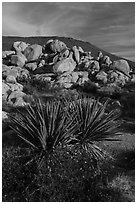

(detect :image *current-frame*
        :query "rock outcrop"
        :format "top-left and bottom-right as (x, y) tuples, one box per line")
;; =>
(2, 37), (134, 109)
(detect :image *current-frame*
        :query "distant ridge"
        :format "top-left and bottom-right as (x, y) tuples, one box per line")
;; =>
(2, 36), (135, 70)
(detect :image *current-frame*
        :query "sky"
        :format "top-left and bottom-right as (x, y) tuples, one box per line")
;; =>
(2, 2), (135, 61)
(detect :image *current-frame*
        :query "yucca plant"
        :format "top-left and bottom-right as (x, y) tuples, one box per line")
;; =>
(63, 95), (121, 162)
(10, 98), (79, 156)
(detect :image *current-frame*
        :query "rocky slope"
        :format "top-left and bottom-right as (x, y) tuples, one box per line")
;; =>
(2, 36), (135, 70)
(2, 36), (135, 123)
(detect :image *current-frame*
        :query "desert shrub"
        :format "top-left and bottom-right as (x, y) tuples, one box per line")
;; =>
(5, 96), (122, 201)
(2, 147), (38, 202)
(120, 91), (135, 118)
(2, 146), (111, 202)
(97, 84), (122, 99)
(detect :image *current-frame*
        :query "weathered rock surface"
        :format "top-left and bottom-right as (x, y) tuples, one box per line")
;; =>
(49, 39), (67, 53)
(2, 51), (15, 59)
(53, 56), (76, 74)
(12, 41), (29, 53)
(111, 59), (130, 77)
(6, 75), (17, 84)
(96, 71), (108, 84)
(11, 53), (27, 67)
(24, 44), (42, 62)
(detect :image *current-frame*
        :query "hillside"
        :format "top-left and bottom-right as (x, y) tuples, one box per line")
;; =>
(2, 36), (135, 70)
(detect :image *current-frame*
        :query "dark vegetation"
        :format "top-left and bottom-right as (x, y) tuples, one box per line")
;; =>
(2, 36), (135, 202)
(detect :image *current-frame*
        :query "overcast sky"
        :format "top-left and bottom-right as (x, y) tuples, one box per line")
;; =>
(2, 2), (135, 61)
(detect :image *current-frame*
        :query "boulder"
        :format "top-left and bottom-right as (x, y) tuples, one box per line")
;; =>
(6, 82), (24, 92)
(89, 60), (100, 74)
(2, 64), (18, 79)
(53, 49), (70, 64)
(25, 62), (37, 71)
(2, 51), (15, 59)
(6, 75), (17, 84)
(2, 82), (11, 96)
(49, 40), (67, 53)
(103, 56), (112, 66)
(107, 70), (129, 86)
(56, 72), (79, 88)
(53, 56), (76, 74)
(6, 66), (30, 81)
(96, 71), (108, 84)
(11, 53), (27, 67)
(77, 71), (89, 85)
(7, 91), (26, 107)
(2, 111), (9, 121)
(46, 39), (54, 45)
(12, 41), (29, 53)
(111, 59), (130, 77)
(78, 46), (84, 53)
(97, 51), (103, 61)
(24, 44), (42, 62)
(72, 46), (80, 64)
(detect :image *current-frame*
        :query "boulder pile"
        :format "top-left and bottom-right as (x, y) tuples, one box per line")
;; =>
(2, 38), (135, 109)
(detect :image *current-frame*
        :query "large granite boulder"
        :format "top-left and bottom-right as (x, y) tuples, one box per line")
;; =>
(53, 55), (76, 74)
(11, 53), (27, 67)
(7, 91), (27, 107)
(24, 44), (42, 62)
(49, 39), (67, 53)
(111, 59), (130, 77)
(12, 41), (29, 53)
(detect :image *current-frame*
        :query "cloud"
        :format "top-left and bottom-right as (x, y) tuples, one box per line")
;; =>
(2, 2), (135, 61)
